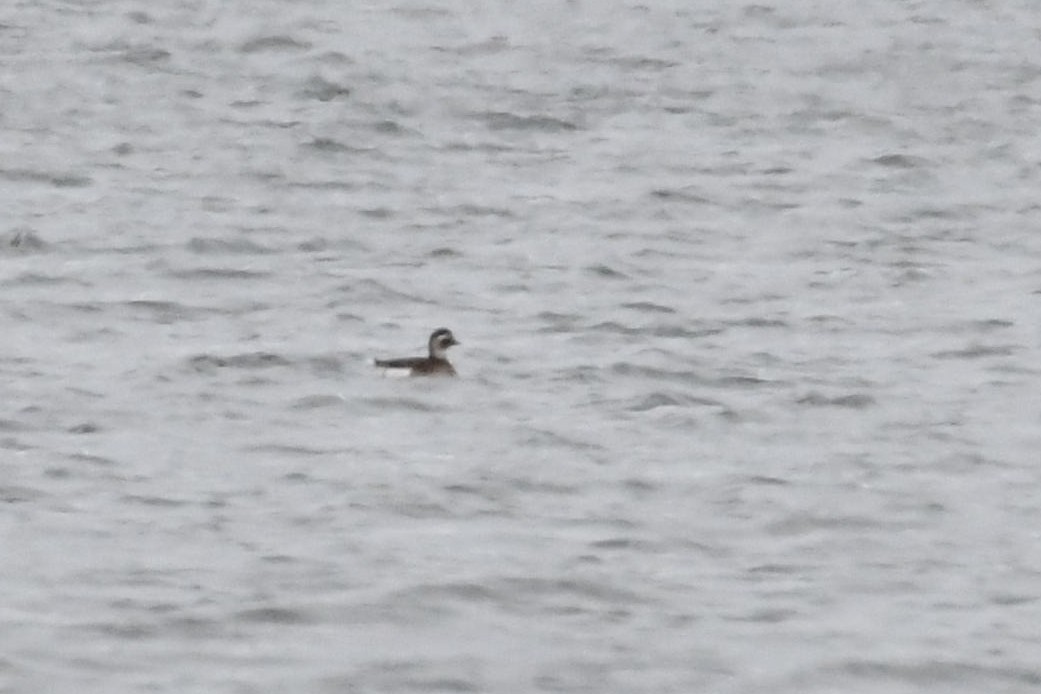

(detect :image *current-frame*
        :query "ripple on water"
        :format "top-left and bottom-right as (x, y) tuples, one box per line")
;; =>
(712, 375), (776, 389)
(0, 484), (47, 503)
(2, 229), (48, 253)
(725, 317), (790, 328)
(234, 606), (314, 625)
(335, 278), (431, 305)
(585, 264), (629, 280)
(122, 300), (215, 324)
(476, 111), (580, 132)
(118, 46), (171, 66)
(239, 35), (312, 54)
(290, 394), (345, 411)
(930, 343), (1018, 360)
(380, 575), (648, 621)
(244, 442), (338, 458)
(358, 396), (439, 412)
(626, 390), (727, 413)
(956, 319), (1015, 334)
(186, 352), (293, 372)
(120, 494), (189, 509)
(303, 137), (359, 154)
(647, 323), (724, 338)
(67, 452), (120, 468)
(515, 426), (603, 452)
(807, 659), (1041, 692)
(0, 167), (91, 188)
(650, 187), (713, 204)
(589, 536), (666, 553)
(550, 365), (604, 384)
(870, 153), (931, 169)
(1, 272), (88, 288)
(185, 237), (274, 255)
(535, 311), (582, 333)
(620, 301), (677, 314)
(297, 75), (352, 101)
(586, 320), (721, 339)
(795, 391), (876, 409)
(609, 363), (705, 385)
(165, 267), (272, 281)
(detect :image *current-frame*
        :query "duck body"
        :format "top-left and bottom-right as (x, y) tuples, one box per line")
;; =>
(373, 355), (457, 376)
(374, 328), (460, 377)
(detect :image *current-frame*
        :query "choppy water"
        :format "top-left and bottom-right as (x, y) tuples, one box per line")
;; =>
(3, 1), (1041, 692)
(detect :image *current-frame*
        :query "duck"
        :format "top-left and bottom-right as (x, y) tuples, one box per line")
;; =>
(373, 328), (460, 376)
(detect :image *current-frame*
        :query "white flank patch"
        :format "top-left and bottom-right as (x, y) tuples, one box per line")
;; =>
(370, 358), (412, 378)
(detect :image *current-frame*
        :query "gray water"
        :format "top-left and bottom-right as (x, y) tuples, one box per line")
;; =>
(3, 1), (1041, 692)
